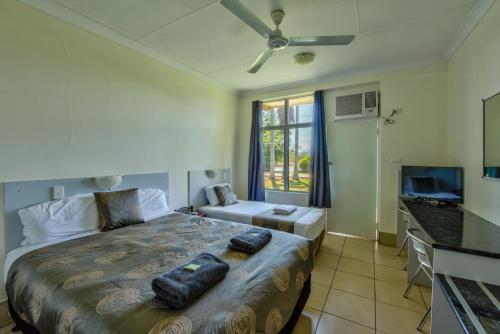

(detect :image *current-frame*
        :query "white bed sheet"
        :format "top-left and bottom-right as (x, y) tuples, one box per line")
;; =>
(198, 200), (325, 240)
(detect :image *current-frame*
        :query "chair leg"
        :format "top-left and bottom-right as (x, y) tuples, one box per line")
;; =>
(417, 307), (431, 331)
(397, 236), (408, 256)
(404, 265), (422, 297)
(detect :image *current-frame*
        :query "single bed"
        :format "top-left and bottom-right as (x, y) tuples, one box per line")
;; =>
(189, 170), (326, 253)
(3, 174), (313, 334)
(198, 200), (326, 253)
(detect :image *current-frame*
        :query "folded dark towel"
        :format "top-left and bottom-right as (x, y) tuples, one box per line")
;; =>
(228, 228), (272, 254)
(151, 253), (229, 309)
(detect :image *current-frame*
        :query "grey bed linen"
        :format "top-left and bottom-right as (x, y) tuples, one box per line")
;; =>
(252, 207), (312, 234)
(6, 213), (313, 334)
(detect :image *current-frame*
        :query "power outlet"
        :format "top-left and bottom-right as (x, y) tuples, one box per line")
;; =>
(52, 186), (65, 200)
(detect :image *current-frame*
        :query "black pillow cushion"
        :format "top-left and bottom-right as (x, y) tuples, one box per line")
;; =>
(213, 185), (239, 207)
(94, 188), (145, 231)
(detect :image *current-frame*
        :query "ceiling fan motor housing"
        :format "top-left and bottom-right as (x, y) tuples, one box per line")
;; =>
(267, 31), (288, 50)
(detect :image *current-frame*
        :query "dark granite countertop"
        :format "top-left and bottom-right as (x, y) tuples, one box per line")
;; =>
(401, 199), (500, 259)
(437, 274), (500, 334)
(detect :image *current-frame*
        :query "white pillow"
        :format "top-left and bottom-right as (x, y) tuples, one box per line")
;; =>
(18, 188), (170, 247)
(138, 189), (170, 220)
(18, 194), (99, 247)
(204, 183), (234, 206)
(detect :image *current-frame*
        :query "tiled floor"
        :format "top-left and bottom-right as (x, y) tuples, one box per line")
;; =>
(294, 233), (431, 334)
(0, 233), (431, 334)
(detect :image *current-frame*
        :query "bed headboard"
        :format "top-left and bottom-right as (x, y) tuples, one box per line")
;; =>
(188, 169), (230, 209)
(2, 172), (169, 253)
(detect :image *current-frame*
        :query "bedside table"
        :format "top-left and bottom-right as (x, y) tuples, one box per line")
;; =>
(175, 207), (206, 217)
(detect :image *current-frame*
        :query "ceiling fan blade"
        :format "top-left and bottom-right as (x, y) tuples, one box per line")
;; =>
(248, 49), (273, 74)
(288, 35), (355, 46)
(220, 0), (273, 38)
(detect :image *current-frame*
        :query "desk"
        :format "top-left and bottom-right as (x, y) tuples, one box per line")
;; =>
(397, 198), (500, 333)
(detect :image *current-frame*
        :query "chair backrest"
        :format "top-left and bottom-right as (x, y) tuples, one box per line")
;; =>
(406, 228), (433, 274)
(399, 208), (411, 226)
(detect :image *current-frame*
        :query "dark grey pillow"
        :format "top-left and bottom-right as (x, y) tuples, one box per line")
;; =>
(213, 185), (239, 207)
(94, 188), (144, 231)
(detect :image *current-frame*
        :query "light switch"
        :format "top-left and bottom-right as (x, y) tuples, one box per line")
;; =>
(390, 157), (402, 164)
(52, 186), (65, 199)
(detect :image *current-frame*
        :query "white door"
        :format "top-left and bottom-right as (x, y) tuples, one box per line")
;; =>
(327, 119), (378, 239)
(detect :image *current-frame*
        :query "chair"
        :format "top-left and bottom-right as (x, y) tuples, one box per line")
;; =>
(403, 228), (433, 331)
(397, 208), (410, 270)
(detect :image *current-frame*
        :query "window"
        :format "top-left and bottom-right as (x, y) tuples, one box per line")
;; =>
(261, 95), (313, 192)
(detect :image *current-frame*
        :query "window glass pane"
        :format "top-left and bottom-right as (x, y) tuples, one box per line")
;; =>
(288, 96), (314, 125)
(262, 129), (285, 191)
(288, 127), (312, 192)
(262, 100), (285, 127)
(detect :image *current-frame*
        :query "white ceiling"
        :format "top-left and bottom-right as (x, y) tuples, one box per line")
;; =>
(21, 0), (492, 93)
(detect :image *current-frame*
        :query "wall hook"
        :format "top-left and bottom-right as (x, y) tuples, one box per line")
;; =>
(382, 109), (402, 125)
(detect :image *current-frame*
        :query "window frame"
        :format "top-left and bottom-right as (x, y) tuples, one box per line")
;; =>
(260, 95), (313, 193)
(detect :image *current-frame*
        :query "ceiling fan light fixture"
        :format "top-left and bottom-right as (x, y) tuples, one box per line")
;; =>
(294, 52), (315, 65)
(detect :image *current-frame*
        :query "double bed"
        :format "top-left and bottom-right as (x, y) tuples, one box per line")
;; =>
(3, 173), (314, 334)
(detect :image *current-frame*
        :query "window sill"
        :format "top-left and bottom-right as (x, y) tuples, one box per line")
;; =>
(265, 189), (309, 194)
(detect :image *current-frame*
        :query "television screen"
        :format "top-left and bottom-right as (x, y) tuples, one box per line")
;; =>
(401, 166), (463, 203)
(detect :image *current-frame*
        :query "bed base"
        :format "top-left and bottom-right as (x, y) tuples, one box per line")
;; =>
(312, 229), (325, 255)
(279, 276), (311, 334)
(8, 300), (38, 334)
(8, 277), (311, 334)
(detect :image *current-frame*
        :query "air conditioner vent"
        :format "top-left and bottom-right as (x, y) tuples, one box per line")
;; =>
(335, 93), (363, 117)
(334, 91), (379, 121)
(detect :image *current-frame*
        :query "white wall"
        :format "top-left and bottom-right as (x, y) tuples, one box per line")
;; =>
(0, 0), (238, 299)
(235, 63), (448, 237)
(447, 0), (500, 225)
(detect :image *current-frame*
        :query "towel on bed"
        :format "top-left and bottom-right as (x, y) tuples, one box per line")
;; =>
(229, 228), (272, 254)
(151, 253), (230, 309)
(273, 205), (298, 215)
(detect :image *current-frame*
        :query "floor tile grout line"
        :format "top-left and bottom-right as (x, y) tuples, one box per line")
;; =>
(320, 239), (378, 331)
(316, 239), (428, 333)
(375, 299), (428, 315)
(329, 285), (374, 300)
(336, 265), (375, 279)
(322, 240), (378, 331)
(321, 310), (377, 331)
(321, 242), (344, 309)
(314, 238), (345, 334)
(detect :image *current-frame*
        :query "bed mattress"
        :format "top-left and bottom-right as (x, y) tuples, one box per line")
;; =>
(6, 213), (313, 334)
(198, 200), (325, 240)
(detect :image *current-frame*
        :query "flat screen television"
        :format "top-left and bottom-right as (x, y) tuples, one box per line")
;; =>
(401, 166), (464, 203)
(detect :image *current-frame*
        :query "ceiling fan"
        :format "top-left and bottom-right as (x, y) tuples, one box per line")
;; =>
(220, 0), (355, 74)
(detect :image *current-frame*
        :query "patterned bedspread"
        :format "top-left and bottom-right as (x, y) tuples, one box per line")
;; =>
(6, 213), (313, 334)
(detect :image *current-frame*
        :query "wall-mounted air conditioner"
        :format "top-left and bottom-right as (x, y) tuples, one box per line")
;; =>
(334, 91), (379, 121)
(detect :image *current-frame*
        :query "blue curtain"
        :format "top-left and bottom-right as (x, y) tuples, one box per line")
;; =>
(248, 101), (265, 201)
(309, 91), (332, 208)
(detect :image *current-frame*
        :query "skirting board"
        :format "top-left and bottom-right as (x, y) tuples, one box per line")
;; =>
(378, 231), (397, 247)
